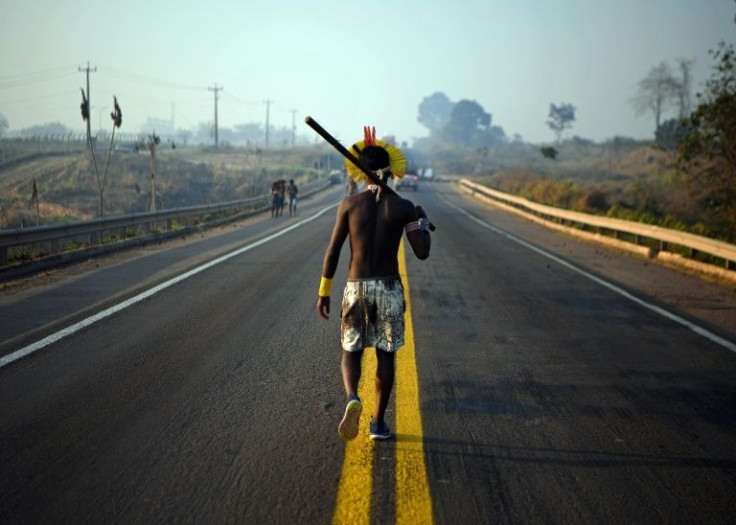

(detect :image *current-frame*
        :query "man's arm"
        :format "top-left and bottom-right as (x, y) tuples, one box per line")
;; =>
(405, 204), (431, 260)
(317, 201), (349, 320)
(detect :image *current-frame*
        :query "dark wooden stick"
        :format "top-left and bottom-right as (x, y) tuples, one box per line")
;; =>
(304, 116), (396, 196)
(304, 116), (435, 231)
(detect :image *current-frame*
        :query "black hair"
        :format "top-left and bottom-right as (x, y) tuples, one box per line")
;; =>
(359, 146), (390, 171)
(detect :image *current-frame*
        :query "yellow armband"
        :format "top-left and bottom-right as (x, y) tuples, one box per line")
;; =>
(318, 276), (333, 297)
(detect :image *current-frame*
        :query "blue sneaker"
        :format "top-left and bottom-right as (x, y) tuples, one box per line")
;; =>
(338, 397), (362, 441)
(369, 420), (392, 441)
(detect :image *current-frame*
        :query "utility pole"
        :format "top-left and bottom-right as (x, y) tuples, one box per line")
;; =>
(208, 84), (222, 148)
(78, 61), (97, 150)
(290, 108), (297, 147)
(148, 133), (160, 212)
(264, 99), (273, 147)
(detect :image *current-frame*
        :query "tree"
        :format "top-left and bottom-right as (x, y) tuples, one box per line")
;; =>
(630, 61), (679, 134)
(442, 99), (491, 147)
(0, 113), (8, 138)
(546, 102), (576, 143)
(655, 118), (689, 151)
(417, 92), (454, 137)
(233, 123), (264, 143)
(540, 146), (558, 159)
(674, 57), (695, 119)
(96, 96), (123, 217)
(678, 41), (736, 240)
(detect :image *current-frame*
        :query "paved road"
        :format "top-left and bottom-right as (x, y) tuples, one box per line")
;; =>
(1, 182), (735, 524)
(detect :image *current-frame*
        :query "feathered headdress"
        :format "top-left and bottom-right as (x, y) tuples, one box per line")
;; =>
(344, 126), (406, 184)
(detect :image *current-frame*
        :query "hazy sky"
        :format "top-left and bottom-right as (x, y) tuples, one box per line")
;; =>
(1, 0), (734, 145)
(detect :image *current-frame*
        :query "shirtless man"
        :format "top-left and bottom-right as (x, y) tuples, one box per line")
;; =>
(317, 138), (431, 441)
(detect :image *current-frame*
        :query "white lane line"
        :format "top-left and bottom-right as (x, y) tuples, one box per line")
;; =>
(443, 195), (736, 354)
(0, 203), (339, 369)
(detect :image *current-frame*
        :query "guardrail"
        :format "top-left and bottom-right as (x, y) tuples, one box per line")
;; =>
(0, 178), (331, 270)
(459, 178), (736, 276)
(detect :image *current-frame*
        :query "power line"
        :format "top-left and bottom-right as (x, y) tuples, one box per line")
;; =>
(0, 89), (77, 106)
(1, 63), (304, 136)
(0, 64), (76, 81)
(96, 65), (206, 92)
(0, 68), (76, 90)
(221, 91), (261, 105)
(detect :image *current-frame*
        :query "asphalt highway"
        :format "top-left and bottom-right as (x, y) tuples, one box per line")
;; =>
(1, 181), (735, 524)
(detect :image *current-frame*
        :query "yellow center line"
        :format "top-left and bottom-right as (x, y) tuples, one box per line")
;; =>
(395, 240), (434, 524)
(332, 240), (433, 524)
(332, 350), (376, 525)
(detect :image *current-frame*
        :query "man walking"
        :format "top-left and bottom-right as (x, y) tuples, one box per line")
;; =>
(287, 179), (298, 217)
(317, 127), (432, 441)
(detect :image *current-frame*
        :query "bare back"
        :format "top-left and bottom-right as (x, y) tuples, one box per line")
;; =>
(344, 191), (414, 278)
(321, 188), (425, 282)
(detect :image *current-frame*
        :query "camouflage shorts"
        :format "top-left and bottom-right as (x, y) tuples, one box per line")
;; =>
(340, 276), (406, 352)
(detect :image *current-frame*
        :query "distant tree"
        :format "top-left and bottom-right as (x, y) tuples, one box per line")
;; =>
(233, 123), (263, 143)
(95, 96), (123, 217)
(546, 102), (576, 143)
(674, 57), (695, 119)
(417, 92), (454, 137)
(655, 118), (689, 150)
(488, 125), (507, 146)
(0, 113), (8, 138)
(442, 99), (491, 147)
(570, 136), (594, 147)
(630, 61), (679, 134)
(677, 40), (736, 240)
(540, 146), (558, 159)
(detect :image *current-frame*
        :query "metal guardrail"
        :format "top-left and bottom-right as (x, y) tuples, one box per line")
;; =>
(459, 178), (736, 272)
(0, 178), (331, 268)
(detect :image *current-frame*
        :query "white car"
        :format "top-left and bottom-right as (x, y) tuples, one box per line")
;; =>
(395, 173), (419, 191)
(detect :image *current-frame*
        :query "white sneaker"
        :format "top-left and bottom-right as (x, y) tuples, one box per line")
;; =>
(338, 398), (362, 441)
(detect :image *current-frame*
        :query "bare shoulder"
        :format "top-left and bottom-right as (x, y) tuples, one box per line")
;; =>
(392, 195), (419, 222)
(342, 191), (369, 210)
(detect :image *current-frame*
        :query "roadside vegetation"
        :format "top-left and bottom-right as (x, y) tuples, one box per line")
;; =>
(0, 36), (733, 248)
(413, 39), (736, 245)
(0, 144), (337, 228)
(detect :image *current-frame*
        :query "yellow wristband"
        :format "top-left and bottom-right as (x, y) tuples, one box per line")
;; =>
(318, 276), (333, 297)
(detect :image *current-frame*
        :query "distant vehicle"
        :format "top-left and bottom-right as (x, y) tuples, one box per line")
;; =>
(394, 173), (419, 191)
(421, 168), (434, 181)
(329, 169), (344, 184)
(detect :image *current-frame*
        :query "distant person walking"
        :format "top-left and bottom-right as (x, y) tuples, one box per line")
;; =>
(271, 180), (284, 217)
(287, 179), (299, 217)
